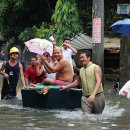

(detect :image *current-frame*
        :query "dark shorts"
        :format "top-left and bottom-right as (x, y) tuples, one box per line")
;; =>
(81, 93), (105, 114)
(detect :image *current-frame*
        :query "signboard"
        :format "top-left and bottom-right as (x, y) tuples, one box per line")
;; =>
(117, 4), (130, 14)
(92, 18), (101, 43)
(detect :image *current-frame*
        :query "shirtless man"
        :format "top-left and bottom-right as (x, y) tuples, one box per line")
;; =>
(40, 46), (73, 86)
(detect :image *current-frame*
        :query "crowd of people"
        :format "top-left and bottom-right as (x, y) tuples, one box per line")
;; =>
(0, 36), (105, 114)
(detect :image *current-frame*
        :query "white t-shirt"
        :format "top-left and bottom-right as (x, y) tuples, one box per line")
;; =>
(46, 73), (56, 79)
(45, 61), (56, 79)
(61, 47), (74, 67)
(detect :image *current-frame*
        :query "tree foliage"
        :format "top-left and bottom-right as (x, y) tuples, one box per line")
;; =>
(0, 0), (129, 51)
(18, 26), (37, 46)
(35, 23), (55, 39)
(104, 3), (130, 33)
(0, 0), (54, 50)
(51, 0), (83, 45)
(0, 0), (25, 39)
(79, 7), (92, 35)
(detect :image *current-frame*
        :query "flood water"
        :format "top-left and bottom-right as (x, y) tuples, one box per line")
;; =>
(0, 77), (130, 130)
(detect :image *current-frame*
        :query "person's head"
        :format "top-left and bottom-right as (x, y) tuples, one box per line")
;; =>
(53, 46), (63, 61)
(30, 57), (37, 66)
(49, 36), (56, 45)
(63, 37), (71, 49)
(9, 47), (19, 60)
(43, 52), (50, 57)
(80, 50), (92, 66)
(74, 67), (80, 76)
(43, 52), (51, 62)
(73, 67), (80, 81)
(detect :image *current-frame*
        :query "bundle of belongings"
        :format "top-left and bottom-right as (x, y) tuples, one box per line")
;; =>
(35, 84), (60, 95)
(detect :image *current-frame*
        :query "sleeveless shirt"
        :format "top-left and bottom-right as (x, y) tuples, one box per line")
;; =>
(80, 62), (103, 96)
(1, 61), (20, 99)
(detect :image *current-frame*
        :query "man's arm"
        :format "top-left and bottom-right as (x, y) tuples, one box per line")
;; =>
(60, 77), (81, 91)
(87, 65), (102, 103)
(24, 67), (30, 86)
(19, 63), (26, 88)
(40, 56), (64, 73)
(63, 43), (77, 54)
(35, 65), (45, 76)
(43, 63), (52, 74)
(0, 61), (9, 78)
(24, 77), (30, 87)
(92, 65), (102, 95)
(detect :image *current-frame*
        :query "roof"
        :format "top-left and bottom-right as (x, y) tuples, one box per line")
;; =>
(104, 38), (120, 49)
(71, 33), (94, 50)
(71, 33), (120, 50)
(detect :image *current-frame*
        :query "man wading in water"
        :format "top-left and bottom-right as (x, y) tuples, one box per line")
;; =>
(60, 50), (105, 114)
(0, 47), (26, 99)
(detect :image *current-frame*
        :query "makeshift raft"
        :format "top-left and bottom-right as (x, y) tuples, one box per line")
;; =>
(21, 85), (82, 109)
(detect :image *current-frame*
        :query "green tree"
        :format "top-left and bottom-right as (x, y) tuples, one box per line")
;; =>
(0, 0), (24, 43)
(35, 22), (55, 39)
(0, 0), (26, 56)
(18, 26), (37, 46)
(0, 0), (54, 49)
(51, 0), (83, 45)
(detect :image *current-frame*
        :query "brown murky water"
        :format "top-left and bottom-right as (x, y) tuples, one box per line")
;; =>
(0, 76), (130, 130)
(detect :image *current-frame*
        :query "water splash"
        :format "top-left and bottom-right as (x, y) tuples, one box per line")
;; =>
(0, 89), (23, 108)
(101, 101), (125, 119)
(0, 92), (23, 110)
(53, 101), (125, 122)
(0, 94), (125, 122)
(54, 109), (82, 120)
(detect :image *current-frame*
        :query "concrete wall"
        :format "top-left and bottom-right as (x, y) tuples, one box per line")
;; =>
(120, 36), (130, 87)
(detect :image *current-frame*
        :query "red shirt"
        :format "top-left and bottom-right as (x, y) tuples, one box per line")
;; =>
(24, 65), (45, 84)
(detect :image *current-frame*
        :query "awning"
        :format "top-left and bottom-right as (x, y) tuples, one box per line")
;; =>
(71, 33), (120, 50)
(71, 33), (93, 50)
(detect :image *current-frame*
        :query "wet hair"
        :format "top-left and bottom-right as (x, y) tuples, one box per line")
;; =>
(31, 57), (36, 60)
(43, 52), (50, 57)
(63, 37), (71, 42)
(80, 50), (92, 59)
(74, 67), (80, 75)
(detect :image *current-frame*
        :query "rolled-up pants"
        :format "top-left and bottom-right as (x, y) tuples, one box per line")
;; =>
(81, 93), (105, 114)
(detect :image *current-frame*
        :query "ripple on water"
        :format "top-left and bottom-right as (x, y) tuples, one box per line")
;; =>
(101, 127), (109, 129)
(0, 93), (125, 122)
(67, 123), (75, 127)
(0, 103), (23, 110)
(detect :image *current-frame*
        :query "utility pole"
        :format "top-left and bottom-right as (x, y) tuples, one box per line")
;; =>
(92, 0), (104, 79)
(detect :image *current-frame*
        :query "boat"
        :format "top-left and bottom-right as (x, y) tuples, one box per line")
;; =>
(21, 86), (82, 109)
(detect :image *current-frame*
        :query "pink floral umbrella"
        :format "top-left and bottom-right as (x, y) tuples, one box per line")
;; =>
(25, 38), (53, 56)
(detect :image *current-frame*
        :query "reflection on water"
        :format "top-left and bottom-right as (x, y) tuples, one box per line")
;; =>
(0, 80), (130, 130)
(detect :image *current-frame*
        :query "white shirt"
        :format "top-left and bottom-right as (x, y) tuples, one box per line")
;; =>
(61, 47), (74, 67)
(45, 61), (56, 79)
(46, 73), (56, 79)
